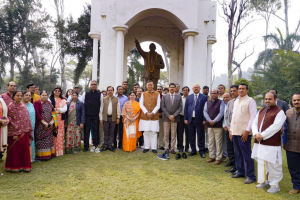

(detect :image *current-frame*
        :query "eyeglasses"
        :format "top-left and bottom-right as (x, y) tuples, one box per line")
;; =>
(211, 93), (217, 94)
(54, 90), (61, 93)
(91, 84), (97, 86)
(107, 90), (113, 92)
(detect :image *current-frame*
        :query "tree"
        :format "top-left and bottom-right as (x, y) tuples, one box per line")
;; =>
(254, 28), (300, 68)
(127, 48), (144, 91)
(234, 78), (254, 97)
(272, 0), (289, 35)
(218, 0), (254, 86)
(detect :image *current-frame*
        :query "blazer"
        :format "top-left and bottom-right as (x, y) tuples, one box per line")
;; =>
(161, 93), (182, 122)
(65, 100), (86, 126)
(184, 93), (208, 124)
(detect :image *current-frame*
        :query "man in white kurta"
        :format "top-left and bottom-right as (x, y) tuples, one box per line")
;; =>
(139, 81), (161, 153)
(251, 93), (286, 194)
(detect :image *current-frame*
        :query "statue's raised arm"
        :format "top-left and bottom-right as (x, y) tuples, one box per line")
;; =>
(134, 38), (146, 58)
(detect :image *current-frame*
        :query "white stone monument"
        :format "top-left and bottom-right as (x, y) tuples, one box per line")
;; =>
(89, 0), (217, 90)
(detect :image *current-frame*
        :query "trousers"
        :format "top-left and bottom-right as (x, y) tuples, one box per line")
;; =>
(177, 115), (189, 150)
(225, 130), (235, 165)
(158, 118), (164, 148)
(144, 131), (157, 150)
(257, 158), (282, 186)
(208, 128), (223, 160)
(232, 135), (256, 180)
(114, 116), (124, 148)
(84, 115), (99, 149)
(164, 121), (177, 150)
(103, 116), (116, 148)
(286, 150), (300, 190)
(188, 118), (205, 153)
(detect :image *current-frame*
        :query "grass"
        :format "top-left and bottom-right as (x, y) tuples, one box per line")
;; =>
(0, 145), (299, 200)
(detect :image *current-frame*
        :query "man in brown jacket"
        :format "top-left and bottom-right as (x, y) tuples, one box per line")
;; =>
(100, 86), (121, 152)
(283, 93), (300, 194)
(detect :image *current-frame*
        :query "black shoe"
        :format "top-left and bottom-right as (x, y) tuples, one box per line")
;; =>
(231, 174), (245, 178)
(83, 148), (88, 152)
(143, 149), (149, 153)
(200, 152), (205, 158)
(185, 148), (190, 153)
(231, 170), (238, 175)
(109, 147), (115, 152)
(179, 148), (183, 153)
(225, 167), (237, 173)
(175, 154), (181, 160)
(188, 152), (197, 156)
(159, 147), (165, 150)
(101, 147), (108, 151)
(152, 150), (157, 153)
(224, 161), (234, 167)
(205, 148), (209, 153)
(182, 153), (187, 159)
(118, 146), (123, 149)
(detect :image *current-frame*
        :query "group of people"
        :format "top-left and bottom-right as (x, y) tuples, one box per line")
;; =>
(0, 80), (299, 195)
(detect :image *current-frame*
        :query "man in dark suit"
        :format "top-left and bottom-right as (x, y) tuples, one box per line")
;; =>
(161, 83), (182, 155)
(184, 84), (208, 158)
(268, 89), (289, 113)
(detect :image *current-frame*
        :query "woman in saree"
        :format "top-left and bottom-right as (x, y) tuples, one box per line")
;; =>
(0, 96), (9, 166)
(50, 86), (67, 157)
(22, 91), (36, 163)
(5, 91), (33, 172)
(34, 91), (55, 161)
(64, 92), (85, 154)
(121, 91), (141, 152)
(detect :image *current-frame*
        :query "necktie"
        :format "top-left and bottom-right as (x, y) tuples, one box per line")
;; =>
(171, 94), (174, 105)
(194, 94), (197, 110)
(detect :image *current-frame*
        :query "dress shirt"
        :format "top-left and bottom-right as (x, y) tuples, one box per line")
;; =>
(222, 102), (228, 127)
(115, 94), (128, 110)
(203, 100), (225, 123)
(180, 96), (187, 116)
(99, 96), (121, 120)
(229, 95), (257, 132)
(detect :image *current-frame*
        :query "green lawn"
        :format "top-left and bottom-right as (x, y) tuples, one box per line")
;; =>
(0, 146), (298, 200)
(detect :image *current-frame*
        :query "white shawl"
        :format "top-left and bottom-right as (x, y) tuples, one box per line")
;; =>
(0, 98), (8, 152)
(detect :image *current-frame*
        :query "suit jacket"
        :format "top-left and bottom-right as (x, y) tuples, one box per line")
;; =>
(65, 100), (86, 126)
(263, 99), (289, 114)
(161, 93), (182, 122)
(184, 93), (208, 124)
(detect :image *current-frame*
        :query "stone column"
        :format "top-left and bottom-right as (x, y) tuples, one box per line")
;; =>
(206, 37), (217, 89)
(88, 32), (101, 81)
(182, 29), (199, 88)
(113, 25), (128, 86)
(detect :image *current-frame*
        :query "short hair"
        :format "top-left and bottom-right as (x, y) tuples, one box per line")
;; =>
(218, 84), (226, 90)
(211, 90), (218, 94)
(169, 83), (176, 87)
(163, 88), (169, 91)
(128, 91), (136, 96)
(266, 92), (277, 99)
(137, 88), (144, 92)
(182, 86), (190, 92)
(35, 86), (39, 89)
(107, 86), (114, 91)
(203, 86), (209, 90)
(101, 90), (107, 94)
(147, 80), (154, 84)
(116, 86), (123, 90)
(12, 90), (23, 100)
(239, 83), (249, 90)
(269, 89), (278, 94)
(175, 84), (180, 87)
(72, 91), (79, 96)
(157, 86), (163, 90)
(26, 83), (35, 89)
(122, 81), (128, 84)
(91, 80), (97, 83)
(292, 93), (300, 97)
(134, 83), (140, 87)
(230, 85), (239, 90)
(7, 81), (16, 86)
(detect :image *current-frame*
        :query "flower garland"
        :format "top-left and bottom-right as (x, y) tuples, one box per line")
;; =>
(148, 52), (158, 73)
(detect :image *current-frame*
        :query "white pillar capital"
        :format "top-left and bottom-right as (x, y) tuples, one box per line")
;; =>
(207, 35), (217, 44)
(182, 29), (199, 39)
(88, 31), (101, 40)
(112, 25), (128, 35)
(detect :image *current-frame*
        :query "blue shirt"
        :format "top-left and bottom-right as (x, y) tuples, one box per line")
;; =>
(115, 94), (128, 110)
(203, 100), (225, 123)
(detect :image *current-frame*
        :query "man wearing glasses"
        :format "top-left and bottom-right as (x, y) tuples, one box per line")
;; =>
(1, 81), (16, 106)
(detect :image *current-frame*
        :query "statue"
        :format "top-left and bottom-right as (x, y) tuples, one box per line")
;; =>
(134, 38), (165, 90)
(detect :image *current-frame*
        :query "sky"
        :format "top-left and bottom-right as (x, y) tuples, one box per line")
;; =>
(41, 0), (300, 77)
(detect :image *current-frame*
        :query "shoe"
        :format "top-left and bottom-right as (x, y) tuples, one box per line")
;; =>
(243, 178), (255, 184)
(207, 158), (215, 163)
(95, 147), (101, 153)
(205, 148), (209, 153)
(118, 146), (123, 150)
(152, 150), (157, 153)
(175, 154), (181, 160)
(165, 152), (170, 159)
(90, 146), (96, 152)
(222, 156), (228, 162)
(231, 174), (245, 178)
(231, 170), (238, 175)
(214, 160), (221, 165)
(143, 149), (149, 153)
(157, 153), (168, 161)
(171, 150), (176, 154)
(224, 161), (234, 167)
(109, 147), (115, 152)
(256, 182), (270, 189)
(185, 148), (190, 153)
(188, 152), (197, 156)
(200, 153), (205, 158)
(179, 148), (183, 153)
(83, 148), (88, 152)
(159, 147), (165, 150)
(267, 186), (280, 194)
(101, 147), (108, 151)
(289, 189), (300, 194)
(182, 153), (187, 159)
(225, 167), (237, 173)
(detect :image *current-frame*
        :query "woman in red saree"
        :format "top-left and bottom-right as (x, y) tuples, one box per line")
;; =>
(5, 91), (33, 172)
(122, 91), (141, 152)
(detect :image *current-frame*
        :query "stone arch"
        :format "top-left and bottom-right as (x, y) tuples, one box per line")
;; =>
(125, 8), (188, 31)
